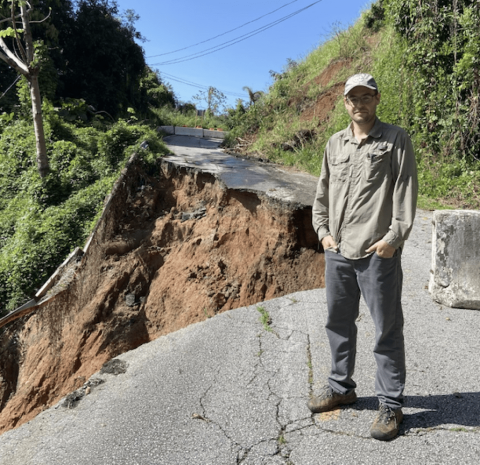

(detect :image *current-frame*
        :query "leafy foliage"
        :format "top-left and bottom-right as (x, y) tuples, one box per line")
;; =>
(226, 1), (480, 208)
(0, 0), (176, 119)
(0, 106), (169, 314)
(192, 86), (227, 116)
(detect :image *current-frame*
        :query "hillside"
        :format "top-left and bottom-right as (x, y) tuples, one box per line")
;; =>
(224, 0), (480, 210)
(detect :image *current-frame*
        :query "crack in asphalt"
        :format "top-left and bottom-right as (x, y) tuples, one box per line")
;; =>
(406, 426), (480, 436)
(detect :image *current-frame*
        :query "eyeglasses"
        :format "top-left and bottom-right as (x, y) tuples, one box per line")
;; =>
(345, 94), (377, 106)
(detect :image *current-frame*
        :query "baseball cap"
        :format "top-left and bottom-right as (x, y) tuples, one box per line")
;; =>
(344, 73), (378, 95)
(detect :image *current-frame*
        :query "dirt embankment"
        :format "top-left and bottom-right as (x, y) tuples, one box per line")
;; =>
(0, 156), (324, 434)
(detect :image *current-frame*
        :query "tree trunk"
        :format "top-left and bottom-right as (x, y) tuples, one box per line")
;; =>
(28, 72), (49, 178)
(21, 4), (49, 178)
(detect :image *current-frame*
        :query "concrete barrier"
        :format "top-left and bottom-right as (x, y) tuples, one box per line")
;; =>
(174, 127), (204, 137)
(429, 210), (480, 309)
(203, 129), (226, 140)
(157, 126), (228, 139)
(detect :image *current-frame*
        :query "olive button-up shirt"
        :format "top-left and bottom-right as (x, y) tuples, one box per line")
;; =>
(312, 118), (418, 260)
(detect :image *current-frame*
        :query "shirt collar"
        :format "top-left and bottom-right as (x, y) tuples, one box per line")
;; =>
(344, 117), (383, 143)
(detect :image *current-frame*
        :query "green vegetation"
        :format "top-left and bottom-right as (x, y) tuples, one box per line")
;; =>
(0, 105), (168, 314)
(257, 305), (273, 332)
(152, 104), (229, 130)
(225, 0), (480, 209)
(0, 0), (176, 121)
(0, 1), (173, 314)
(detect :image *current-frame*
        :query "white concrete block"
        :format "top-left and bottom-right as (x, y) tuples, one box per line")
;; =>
(204, 129), (227, 139)
(429, 210), (480, 309)
(174, 127), (204, 137)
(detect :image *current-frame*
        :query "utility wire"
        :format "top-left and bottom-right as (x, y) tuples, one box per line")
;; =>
(147, 0), (299, 58)
(149, 1), (322, 66)
(160, 71), (247, 99)
(0, 75), (21, 100)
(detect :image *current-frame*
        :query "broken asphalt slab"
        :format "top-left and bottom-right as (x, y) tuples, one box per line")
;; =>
(163, 135), (319, 207)
(0, 138), (479, 464)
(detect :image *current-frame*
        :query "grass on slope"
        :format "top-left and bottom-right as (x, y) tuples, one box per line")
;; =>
(225, 9), (480, 210)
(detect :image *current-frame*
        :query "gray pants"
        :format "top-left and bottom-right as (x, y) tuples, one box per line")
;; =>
(325, 250), (405, 409)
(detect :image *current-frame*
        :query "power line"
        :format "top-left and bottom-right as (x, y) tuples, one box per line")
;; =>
(0, 75), (21, 100)
(160, 71), (247, 99)
(147, 0), (300, 59)
(149, 1), (322, 66)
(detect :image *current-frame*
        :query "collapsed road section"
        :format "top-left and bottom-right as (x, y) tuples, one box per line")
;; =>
(0, 137), (324, 434)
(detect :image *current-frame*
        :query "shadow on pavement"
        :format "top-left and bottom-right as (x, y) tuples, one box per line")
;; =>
(352, 392), (480, 429)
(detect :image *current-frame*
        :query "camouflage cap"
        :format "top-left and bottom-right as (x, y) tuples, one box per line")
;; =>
(344, 73), (378, 95)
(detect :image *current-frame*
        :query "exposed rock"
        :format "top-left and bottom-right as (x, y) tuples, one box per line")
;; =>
(100, 359), (128, 375)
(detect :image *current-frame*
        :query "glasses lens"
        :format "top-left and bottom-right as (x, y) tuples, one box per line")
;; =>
(347, 95), (375, 106)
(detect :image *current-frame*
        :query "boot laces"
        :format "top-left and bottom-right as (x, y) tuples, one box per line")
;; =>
(379, 404), (398, 427)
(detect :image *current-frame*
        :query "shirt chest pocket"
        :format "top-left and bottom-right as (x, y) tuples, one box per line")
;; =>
(329, 153), (350, 183)
(364, 144), (391, 182)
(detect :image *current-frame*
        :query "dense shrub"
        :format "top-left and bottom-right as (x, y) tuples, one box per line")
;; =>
(0, 110), (168, 314)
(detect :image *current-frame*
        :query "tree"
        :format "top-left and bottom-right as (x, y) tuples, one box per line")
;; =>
(0, 0), (49, 177)
(193, 86), (226, 116)
(242, 86), (264, 106)
(60, 0), (147, 118)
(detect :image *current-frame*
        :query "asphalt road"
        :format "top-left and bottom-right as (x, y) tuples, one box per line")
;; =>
(0, 136), (479, 464)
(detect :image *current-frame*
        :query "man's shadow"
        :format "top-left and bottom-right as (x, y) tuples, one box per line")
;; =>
(352, 392), (480, 432)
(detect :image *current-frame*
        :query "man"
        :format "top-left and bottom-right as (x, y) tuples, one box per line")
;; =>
(309, 73), (418, 441)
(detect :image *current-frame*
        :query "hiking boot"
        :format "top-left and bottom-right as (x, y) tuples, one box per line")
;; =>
(307, 385), (357, 413)
(370, 404), (403, 441)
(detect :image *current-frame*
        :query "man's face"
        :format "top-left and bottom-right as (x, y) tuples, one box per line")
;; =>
(344, 86), (381, 126)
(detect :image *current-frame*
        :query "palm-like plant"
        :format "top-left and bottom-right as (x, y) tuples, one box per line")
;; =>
(242, 86), (264, 106)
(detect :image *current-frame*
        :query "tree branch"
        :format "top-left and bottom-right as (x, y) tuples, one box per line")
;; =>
(30, 8), (51, 24)
(0, 37), (28, 75)
(13, 1), (28, 63)
(0, 14), (22, 25)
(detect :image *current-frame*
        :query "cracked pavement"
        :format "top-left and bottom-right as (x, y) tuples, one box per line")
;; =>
(0, 213), (479, 464)
(0, 140), (479, 464)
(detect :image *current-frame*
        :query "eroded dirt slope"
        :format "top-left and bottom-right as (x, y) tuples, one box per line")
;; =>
(0, 156), (324, 434)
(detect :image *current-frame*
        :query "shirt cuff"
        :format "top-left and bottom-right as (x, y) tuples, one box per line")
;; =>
(316, 226), (331, 243)
(382, 230), (402, 249)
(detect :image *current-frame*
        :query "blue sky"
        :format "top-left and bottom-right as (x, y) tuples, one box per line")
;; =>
(115, 0), (372, 109)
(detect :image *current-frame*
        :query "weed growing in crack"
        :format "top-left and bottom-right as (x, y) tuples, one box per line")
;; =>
(307, 360), (313, 385)
(450, 427), (469, 433)
(306, 337), (314, 391)
(257, 306), (272, 332)
(278, 434), (287, 445)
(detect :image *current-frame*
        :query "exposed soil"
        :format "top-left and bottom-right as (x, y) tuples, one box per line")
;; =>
(0, 155), (324, 434)
(228, 59), (350, 156)
(299, 81), (345, 124)
(311, 59), (351, 88)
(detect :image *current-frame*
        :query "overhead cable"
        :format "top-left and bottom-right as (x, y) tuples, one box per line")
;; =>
(149, 0), (322, 66)
(160, 71), (247, 99)
(147, 0), (299, 58)
(0, 75), (21, 100)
